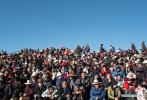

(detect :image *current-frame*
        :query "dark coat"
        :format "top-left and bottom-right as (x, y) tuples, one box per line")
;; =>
(4, 83), (13, 100)
(33, 84), (46, 98)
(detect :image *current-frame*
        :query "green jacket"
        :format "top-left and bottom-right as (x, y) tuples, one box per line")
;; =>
(107, 86), (121, 100)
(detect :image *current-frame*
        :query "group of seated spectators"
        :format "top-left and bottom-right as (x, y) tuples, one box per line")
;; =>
(0, 44), (147, 100)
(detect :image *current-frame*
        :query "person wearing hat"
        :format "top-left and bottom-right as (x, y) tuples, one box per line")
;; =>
(67, 70), (76, 90)
(42, 85), (58, 100)
(90, 80), (105, 100)
(22, 80), (33, 100)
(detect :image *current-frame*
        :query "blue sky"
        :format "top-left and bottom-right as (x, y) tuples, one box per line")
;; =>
(0, 0), (147, 52)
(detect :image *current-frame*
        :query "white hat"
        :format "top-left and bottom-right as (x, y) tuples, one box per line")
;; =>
(25, 80), (31, 85)
(56, 72), (62, 77)
(126, 71), (136, 79)
(31, 72), (36, 77)
(135, 59), (140, 64)
(143, 60), (147, 64)
(92, 79), (100, 85)
(137, 54), (142, 58)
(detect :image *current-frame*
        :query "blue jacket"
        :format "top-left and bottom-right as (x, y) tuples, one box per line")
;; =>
(90, 86), (105, 100)
(112, 70), (125, 79)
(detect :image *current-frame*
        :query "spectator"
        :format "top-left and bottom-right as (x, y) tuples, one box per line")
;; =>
(22, 80), (33, 100)
(42, 85), (58, 100)
(72, 81), (84, 100)
(4, 79), (13, 100)
(90, 80), (105, 100)
(33, 78), (46, 100)
(58, 81), (72, 100)
(107, 82), (121, 100)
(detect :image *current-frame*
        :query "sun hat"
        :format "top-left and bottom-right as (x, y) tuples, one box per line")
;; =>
(126, 71), (136, 79)
(67, 71), (76, 77)
(25, 80), (31, 85)
(92, 79), (100, 85)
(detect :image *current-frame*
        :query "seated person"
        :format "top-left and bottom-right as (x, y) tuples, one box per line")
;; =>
(107, 82), (121, 100)
(42, 85), (58, 100)
(90, 80), (105, 100)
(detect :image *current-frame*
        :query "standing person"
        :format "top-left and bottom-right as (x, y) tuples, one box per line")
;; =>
(90, 80), (105, 100)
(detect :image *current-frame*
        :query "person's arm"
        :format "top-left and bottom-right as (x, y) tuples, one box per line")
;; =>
(100, 88), (105, 99)
(42, 89), (49, 97)
(53, 90), (59, 98)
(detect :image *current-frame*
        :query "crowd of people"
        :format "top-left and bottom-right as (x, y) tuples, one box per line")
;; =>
(0, 44), (147, 100)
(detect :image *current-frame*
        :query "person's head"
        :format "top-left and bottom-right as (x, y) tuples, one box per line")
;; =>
(94, 83), (100, 89)
(92, 80), (100, 89)
(94, 73), (99, 79)
(106, 73), (112, 80)
(4, 70), (8, 75)
(62, 81), (68, 88)
(37, 78), (43, 87)
(81, 72), (86, 78)
(142, 81), (147, 88)
(25, 80), (32, 87)
(48, 86), (55, 93)
(116, 75), (121, 81)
